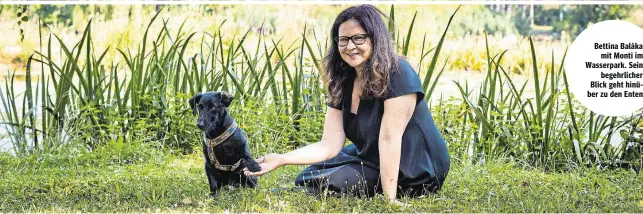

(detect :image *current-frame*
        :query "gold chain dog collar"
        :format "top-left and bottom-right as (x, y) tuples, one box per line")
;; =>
(204, 121), (238, 147)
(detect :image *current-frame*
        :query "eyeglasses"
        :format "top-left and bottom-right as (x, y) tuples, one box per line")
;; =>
(335, 34), (368, 47)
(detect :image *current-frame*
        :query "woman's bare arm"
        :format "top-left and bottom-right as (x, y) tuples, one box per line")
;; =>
(379, 93), (417, 201)
(280, 107), (346, 165)
(244, 107), (346, 176)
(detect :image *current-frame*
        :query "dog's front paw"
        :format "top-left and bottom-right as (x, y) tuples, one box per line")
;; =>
(209, 191), (218, 199)
(246, 161), (261, 172)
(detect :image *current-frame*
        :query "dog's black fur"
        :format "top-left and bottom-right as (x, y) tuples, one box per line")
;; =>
(189, 91), (261, 198)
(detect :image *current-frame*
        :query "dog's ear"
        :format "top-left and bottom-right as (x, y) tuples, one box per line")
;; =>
(219, 91), (234, 107)
(188, 93), (202, 115)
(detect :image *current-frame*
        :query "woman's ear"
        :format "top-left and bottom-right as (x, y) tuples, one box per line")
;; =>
(188, 93), (203, 115)
(219, 91), (234, 107)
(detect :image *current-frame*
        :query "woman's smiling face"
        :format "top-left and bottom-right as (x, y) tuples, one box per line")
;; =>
(338, 19), (372, 72)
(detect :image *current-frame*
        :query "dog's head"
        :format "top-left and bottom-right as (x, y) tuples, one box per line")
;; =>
(189, 91), (234, 138)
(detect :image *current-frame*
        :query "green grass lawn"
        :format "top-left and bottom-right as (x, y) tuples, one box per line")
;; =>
(0, 145), (642, 212)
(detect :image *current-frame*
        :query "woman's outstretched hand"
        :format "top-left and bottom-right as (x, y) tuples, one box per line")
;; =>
(243, 153), (285, 176)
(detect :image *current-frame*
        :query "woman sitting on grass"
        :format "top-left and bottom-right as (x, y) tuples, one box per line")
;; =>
(244, 4), (450, 205)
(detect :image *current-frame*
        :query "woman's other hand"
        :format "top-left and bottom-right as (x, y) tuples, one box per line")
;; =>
(243, 153), (284, 176)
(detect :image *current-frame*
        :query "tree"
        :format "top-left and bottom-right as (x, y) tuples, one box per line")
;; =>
(553, 5), (634, 39)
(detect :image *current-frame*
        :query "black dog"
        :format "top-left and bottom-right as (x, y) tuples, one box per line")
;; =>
(189, 91), (261, 197)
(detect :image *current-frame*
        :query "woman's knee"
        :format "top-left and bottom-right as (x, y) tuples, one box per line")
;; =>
(294, 164), (380, 197)
(326, 172), (360, 190)
(327, 165), (379, 195)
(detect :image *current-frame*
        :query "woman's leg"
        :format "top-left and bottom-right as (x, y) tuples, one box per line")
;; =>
(327, 163), (380, 197)
(295, 163), (380, 197)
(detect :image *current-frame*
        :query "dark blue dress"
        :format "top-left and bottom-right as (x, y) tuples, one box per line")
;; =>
(295, 58), (450, 197)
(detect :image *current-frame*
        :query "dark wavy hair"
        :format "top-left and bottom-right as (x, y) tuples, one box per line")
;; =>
(323, 4), (400, 107)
